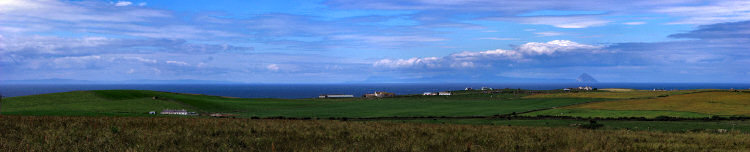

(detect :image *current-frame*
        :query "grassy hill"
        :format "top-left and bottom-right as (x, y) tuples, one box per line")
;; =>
(1, 91), (190, 116)
(1, 90), (600, 118)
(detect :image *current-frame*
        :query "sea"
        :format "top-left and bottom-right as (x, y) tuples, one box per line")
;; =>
(1, 83), (749, 99)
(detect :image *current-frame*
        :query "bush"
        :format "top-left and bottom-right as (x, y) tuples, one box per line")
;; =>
(579, 120), (604, 129)
(110, 126), (120, 134)
(655, 116), (676, 121)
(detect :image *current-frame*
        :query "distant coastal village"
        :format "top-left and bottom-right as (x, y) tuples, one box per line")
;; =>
(314, 84), (690, 100)
(317, 86), (604, 99)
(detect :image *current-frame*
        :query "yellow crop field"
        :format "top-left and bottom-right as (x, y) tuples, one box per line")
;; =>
(598, 88), (637, 92)
(524, 90), (702, 99)
(566, 92), (750, 116)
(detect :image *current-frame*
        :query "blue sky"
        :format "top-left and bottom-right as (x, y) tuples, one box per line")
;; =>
(0, 0), (749, 83)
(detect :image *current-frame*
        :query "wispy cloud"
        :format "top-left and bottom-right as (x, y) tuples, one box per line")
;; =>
(535, 32), (564, 37)
(477, 37), (517, 41)
(655, 1), (750, 24)
(623, 21), (646, 25)
(506, 15), (611, 28)
(115, 1), (132, 7)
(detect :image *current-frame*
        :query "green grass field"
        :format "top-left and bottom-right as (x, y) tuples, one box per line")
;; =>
(1, 91), (191, 116)
(1, 90), (600, 118)
(3, 89), (750, 134)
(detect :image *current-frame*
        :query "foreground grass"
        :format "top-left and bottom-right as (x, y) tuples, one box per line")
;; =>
(0, 115), (749, 151)
(567, 92), (750, 116)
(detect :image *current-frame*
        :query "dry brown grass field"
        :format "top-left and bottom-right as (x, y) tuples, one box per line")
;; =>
(1, 115), (749, 151)
(522, 90), (704, 99)
(598, 88), (637, 92)
(566, 92), (750, 116)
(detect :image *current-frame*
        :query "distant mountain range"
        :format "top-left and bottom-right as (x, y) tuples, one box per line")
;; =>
(0, 79), (241, 84)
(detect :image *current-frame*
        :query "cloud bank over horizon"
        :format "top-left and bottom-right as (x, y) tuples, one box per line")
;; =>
(1, 0), (749, 83)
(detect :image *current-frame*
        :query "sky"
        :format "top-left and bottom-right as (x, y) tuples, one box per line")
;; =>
(0, 0), (749, 83)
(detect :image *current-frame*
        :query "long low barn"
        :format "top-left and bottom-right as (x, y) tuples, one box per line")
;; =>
(319, 94), (355, 98)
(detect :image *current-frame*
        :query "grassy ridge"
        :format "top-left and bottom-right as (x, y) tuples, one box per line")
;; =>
(1, 115), (749, 151)
(1, 91), (190, 116)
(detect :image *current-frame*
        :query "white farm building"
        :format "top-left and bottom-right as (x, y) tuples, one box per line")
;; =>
(161, 109), (188, 115)
(319, 94), (355, 98)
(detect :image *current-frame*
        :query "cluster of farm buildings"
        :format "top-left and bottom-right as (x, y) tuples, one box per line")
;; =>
(149, 109), (196, 115)
(563, 86), (594, 91)
(148, 109), (238, 117)
(318, 86), (501, 99)
(319, 91), (397, 99)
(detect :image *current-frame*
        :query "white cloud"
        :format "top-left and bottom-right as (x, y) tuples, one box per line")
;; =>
(373, 57), (441, 69)
(127, 68), (135, 74)
(0, 0), (180, 38)
(332, 34), (446, 43)
(374, 40), (603, 69)
(450, 49), (523, 60)
(266, 64), (280, 71)
(534, 32), (563, 37)
(514, 16), (610, 28)
(138, 2), (147, 6)
(165, 60), (189, 66)
(518, 40), (601, 55)
(655, 1), (750, 24)
(0, 34), (4, 49)
(623, 21), (646, 25)
(450, 61), (476, 68)
(115, 1), (133, 7)
(51, 55), (103, 69)
(0, 0), (43, 13)
(122, 56), (157, 63)
(53, 55), (102, 62)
